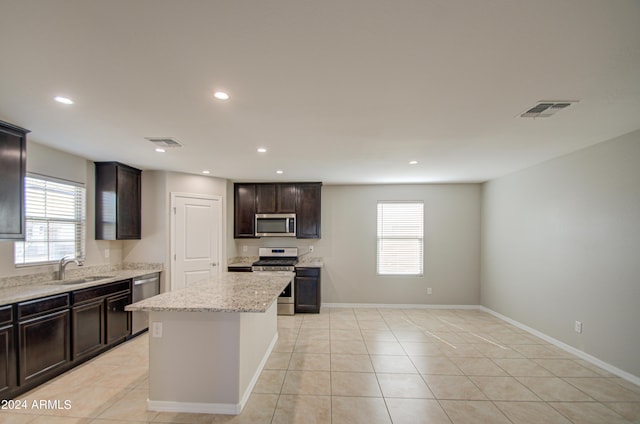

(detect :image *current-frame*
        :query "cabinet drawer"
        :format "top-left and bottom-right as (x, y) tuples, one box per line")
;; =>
(228, 266), (253, 272)
(72, 280), (131, 305)
(0, 305), (13, 325)
(295, 268), (320, 278)
(17, 294), (69, 320)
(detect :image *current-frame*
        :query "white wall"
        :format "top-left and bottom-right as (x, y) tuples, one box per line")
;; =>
(0, 141), (120, 279)
(481, 129), (640, 378)
(232, 183), (482, 305)
(124, 171), (228, 291)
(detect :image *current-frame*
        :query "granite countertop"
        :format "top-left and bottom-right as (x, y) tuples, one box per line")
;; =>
(126, 271), (293, 313)
(227, 256), (324, 268)
(0, 269), (161, 306)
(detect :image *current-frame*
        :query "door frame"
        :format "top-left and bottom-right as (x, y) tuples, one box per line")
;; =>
(169, 192), (223, 291)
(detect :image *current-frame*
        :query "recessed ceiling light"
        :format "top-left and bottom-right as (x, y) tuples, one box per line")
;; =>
(409, 160), (418, 165)
(202, 170), (211, 174)
(276, 170), (284, 174)
(155, 148), (166, 153)
(213, 91), (229, 100)
(54, 96), (74, 105)
(257, 147), (267, 153)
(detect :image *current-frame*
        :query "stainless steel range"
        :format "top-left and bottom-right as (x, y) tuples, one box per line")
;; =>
(252, 247), (298, 315)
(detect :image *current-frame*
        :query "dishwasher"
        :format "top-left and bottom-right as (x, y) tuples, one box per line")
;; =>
(131, 272), (160, 336)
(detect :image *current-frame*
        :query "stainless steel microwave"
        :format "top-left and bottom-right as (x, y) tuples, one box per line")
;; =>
(255, 214), (296, 237)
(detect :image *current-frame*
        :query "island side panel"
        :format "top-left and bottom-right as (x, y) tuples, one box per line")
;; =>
(147, 310), (242, 411)
(239, 302), (278, 404)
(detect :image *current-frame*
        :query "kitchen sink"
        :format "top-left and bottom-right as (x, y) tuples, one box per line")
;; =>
(56, 275), (115, 285)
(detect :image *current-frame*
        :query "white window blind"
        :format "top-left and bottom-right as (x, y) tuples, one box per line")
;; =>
(14, 175), (86, 265)
(377, 201), (424, 276)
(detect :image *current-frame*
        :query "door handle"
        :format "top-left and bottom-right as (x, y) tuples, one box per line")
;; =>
(211, 263), (218, 267)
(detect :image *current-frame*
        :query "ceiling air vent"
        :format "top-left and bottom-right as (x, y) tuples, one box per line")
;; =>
(144, 137), (183, 148)
(520, 101), (578, 118)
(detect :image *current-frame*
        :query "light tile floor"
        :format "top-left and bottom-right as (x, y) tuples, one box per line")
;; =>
(2, 308), (639, 423)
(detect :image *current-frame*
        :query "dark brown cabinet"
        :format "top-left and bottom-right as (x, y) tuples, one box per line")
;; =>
(0, 120), (28, 240)
(95, 162), (142, 240)
(72, 300), (104, 360)
(234, 182), (322, 239)
(0, 306), (16, 397)
(71, 280), (131, 360)
(296, 183), (322, 239)
(295, 268), (321, 313)
(256, 183), (296, 214)
(105, 292), (131, 345)
(17, 294), (70, 386)
(234, 183), (257, 238)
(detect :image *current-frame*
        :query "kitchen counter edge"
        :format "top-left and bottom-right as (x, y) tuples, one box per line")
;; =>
(0, 269), (161, 307)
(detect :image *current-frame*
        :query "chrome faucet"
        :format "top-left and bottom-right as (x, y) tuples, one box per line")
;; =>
(58, 255), (83, 280)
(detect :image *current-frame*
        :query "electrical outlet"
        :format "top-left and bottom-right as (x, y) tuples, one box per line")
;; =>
(574, 320), (582, 334)
(309, 245), (314, 253)
(242, 245), (248, 253)
(152, 322), (163, 338)
(104, 248), (110, 259)
(427, 288), (432, 295)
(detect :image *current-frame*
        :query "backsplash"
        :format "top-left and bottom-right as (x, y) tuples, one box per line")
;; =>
(0, 262), (163, 289)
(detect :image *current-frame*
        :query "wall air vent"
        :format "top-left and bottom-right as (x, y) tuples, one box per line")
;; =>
(144, 137), (183, 148)
(520, 101), (578, 118)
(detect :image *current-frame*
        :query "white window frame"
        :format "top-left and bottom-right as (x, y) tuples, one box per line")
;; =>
(376, 201), (424, 276)
(14, 173), (86, 266)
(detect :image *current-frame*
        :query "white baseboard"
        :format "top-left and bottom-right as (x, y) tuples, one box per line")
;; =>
(322, 302), (640, 387)
(147, 332), (279, 415)
(323, 302), (480, 310)
(478, 306), (640, 387)
(147, 399), (239, 415)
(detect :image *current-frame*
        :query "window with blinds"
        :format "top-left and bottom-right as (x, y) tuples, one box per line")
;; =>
(14, 175), (86, 265)
(377, 201), (424, 276)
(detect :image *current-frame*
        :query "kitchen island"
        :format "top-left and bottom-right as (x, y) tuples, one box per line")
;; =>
(126, 271), (294, 415)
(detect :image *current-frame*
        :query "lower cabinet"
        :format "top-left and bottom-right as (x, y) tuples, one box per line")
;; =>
(106, 292), (131, 345)
(1, 279), (135, 400)
(295, 268), (321, 313)
(72, 280), (131, 360)
(17, 296), (70, 386)
(72, 299), (104, 359)
(0, 305), (16, 397)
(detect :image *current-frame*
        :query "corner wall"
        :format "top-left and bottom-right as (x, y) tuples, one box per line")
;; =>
(481, 129), (640, 377)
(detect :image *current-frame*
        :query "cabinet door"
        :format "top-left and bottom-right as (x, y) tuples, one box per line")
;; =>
(95, 162), (142, 240)
(116, 165), (141, 239)
(18, 310), (70, 385)
(296, 183), (322, 239)
(234, 184), (257, 238)
(0, 121), (28, 240)
(106, 292), (131, 345)
(0, 324), (16, 396)
(277, 184), (297, 213)
(295, 268), (321, 313)
(72, 300), (105, 360)
(256, 184), (276, 214)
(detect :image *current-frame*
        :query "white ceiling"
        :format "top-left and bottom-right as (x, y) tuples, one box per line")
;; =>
(1, 0), (639, 184)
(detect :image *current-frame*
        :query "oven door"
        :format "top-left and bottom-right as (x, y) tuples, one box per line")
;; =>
(277, 281), (295, 316)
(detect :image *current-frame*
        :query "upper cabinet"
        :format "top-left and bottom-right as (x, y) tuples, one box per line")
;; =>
(234, 182), (322, 239)
(296, 183), (322, 239)
(0, 121), (29, 240)
(256, 183), (296, 214)
(95, 162), (142, 240)
(234, 183), (257, 238)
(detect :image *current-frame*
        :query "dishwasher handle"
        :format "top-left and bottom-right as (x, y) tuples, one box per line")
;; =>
(134, 276), (159, 286)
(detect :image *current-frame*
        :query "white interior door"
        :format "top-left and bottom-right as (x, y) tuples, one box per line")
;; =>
(171, 193), (222, 291)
